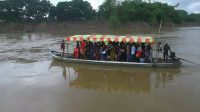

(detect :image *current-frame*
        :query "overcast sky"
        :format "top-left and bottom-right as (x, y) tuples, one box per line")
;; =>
(50, 0), (200, 13)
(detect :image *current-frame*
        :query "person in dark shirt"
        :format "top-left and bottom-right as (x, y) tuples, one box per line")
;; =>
(126, 44), (131, 62)
(61, 39), (65, 57)
(115, 45), (120, 61)
(163, 43), (171, 60)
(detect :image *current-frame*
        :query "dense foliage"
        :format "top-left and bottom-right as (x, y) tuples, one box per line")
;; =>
(0, 0), (200, 25)
(99, 0), (200, 25)
(0, 0), (52, 23)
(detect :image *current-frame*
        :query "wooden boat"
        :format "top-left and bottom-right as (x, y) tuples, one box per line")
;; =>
(49, 35), (182, 68)
(49, 50), (182, 68)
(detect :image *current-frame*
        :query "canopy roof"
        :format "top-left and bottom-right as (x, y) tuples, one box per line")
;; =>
(65, 35), (155, 43)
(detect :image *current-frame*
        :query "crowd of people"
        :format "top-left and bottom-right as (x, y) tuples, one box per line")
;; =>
(60, 39), (173, 63)
(71, 40), (153, 63)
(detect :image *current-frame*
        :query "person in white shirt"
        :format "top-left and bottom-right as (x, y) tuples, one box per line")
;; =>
(130, 44), (136, 62)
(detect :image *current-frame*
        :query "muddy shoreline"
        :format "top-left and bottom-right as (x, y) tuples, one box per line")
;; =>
(1, 21), (199, 35)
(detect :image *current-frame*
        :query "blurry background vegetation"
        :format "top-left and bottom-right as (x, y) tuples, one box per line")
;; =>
(0, 0), (200, 26)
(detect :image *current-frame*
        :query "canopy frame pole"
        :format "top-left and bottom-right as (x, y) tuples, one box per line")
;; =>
(156, 20), (163, 62)
(159, 20), (163, 34)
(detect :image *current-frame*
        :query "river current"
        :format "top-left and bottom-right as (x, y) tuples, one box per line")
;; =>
(0, 27), (200, 112)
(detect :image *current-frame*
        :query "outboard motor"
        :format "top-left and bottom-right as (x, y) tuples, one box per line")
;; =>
(170, 51), (176, 62)
(170, 51), (175, 57)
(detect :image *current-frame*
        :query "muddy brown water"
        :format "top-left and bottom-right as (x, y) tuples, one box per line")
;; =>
(0, 27), (200, 112)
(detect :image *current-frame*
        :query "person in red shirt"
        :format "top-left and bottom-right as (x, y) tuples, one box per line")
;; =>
(136, 45), (142, 62)
(74, 47), (79, 58)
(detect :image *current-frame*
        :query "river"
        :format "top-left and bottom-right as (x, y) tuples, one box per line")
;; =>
(0, 27), (200, 112)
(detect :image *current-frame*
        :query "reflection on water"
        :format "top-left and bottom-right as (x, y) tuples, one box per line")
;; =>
(49, 61), (181, 93)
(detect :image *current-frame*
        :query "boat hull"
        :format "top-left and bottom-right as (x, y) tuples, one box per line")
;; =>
(49, 50), (182, 68)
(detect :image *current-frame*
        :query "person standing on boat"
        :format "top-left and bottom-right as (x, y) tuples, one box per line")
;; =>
(126, 44), (131, 62)
(74, 42), (80, 59)
(100, 45), (106, 61)
(74, 46), (79, 58)
(80, 40), (86, 59)
(118, 43), (123, 61)
(122, 43), (127, 61)
(136, 44), (142, 62)
(85, 41), (90, 59)
(149, 44), (153, 63)
(110, 46), (115, 61)
(158, 42), (163, 61)
(94, 42), (100, 60)
(61, 39), (65, 57)
(106, 41), (112, 60)
(90, 42), (95, 60)
(163, 43), (171, 60)
(130, 44), (136, 62)
(76, 41), (80, 59)
(144, 46), (150, 63)
(114, 45), (120, 61)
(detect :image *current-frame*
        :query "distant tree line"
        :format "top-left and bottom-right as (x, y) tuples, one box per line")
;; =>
(99, 0), (200, 25)
(0, 0), (200, 25)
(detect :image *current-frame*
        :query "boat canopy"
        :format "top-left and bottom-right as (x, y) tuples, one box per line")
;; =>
(65, 35), (155, 43)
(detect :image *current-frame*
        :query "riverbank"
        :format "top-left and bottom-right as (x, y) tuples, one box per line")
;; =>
(0, 21), (200, 35)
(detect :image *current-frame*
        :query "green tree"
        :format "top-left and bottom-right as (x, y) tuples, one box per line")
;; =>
(55, 0), (95, 21)
(98, 0), (118, 20)
(187, 13), (200, 22)
(0, 0), (52, 23)
(0, 0), (25, 22)
(176, 10), (188, 22)
(1, 0), (200, 24)
(22, 0), (52, 23)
